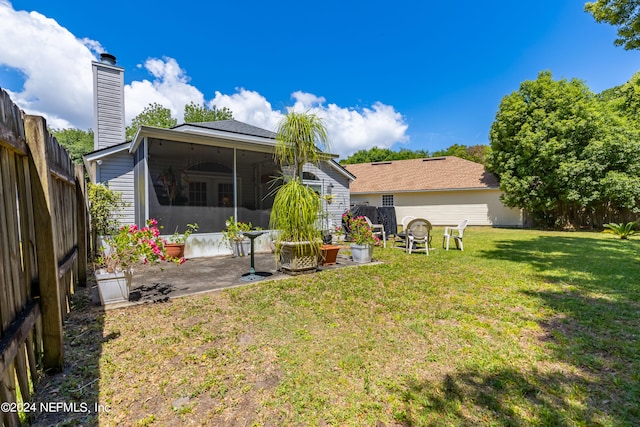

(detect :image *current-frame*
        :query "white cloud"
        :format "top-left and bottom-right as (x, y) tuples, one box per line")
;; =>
(210, 89), (282, 132)
(0, 1), (408, 158)
(210, 89), (408, 158)
(124, 57), (204, 124)
(0, 0), (100, 128)
(284, 91), (409, 158)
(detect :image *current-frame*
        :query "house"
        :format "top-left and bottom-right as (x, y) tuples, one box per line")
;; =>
(343, 157), (522, 227)
(83, 53), (353, 257)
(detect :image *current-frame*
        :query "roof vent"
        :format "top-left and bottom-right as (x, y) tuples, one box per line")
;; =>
(100, 53), (117, 65)
(371, 161), (392, 165)
(422, 157), (446, 162)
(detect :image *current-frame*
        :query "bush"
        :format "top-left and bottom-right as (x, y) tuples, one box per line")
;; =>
(88, 182), (127, 236)
(603, 221), (637, 239)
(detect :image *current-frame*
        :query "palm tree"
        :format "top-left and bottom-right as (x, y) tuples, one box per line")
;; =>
(274, 111), (329, 180)
(269, 112), (330, 273)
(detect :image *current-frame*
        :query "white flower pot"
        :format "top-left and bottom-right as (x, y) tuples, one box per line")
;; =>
(350, 244), (373, 263)
(241, 239), (251, 256)
(96, 269), (132, 305)
(231, 238), (251, 257)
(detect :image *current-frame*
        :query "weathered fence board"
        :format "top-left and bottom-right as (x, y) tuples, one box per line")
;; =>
(0, 88), (88, 424)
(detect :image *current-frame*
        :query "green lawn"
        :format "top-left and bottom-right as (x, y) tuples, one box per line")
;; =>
(41, 228), (640, 426)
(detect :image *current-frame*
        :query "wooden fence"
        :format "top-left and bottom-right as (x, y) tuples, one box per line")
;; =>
(0, 88), (88, 426)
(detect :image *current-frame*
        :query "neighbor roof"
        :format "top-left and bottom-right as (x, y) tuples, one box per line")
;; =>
(344, 156), (500, 193)
(173, 120), (277, 139)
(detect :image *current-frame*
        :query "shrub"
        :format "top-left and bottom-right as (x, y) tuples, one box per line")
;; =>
(88, 182), (127, 236)
(603, 221), (637, 239)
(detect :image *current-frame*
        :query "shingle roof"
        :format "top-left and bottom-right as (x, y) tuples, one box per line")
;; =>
(344, 156), (500, 193)
(175, 120), (277, 139)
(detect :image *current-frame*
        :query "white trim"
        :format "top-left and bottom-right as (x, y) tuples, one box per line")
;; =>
(130, 126), (277, 153)
(326, 159), (355, 181)
(128, 126), (352, 181)
(351, 186), (501, 195)
(144, 137), (149, 221)
(233, 148), (238, 219)
(91, 60), (124, 73)
(84, 142), (129, 162)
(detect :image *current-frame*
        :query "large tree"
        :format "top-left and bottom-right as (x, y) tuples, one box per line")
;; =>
(488, 71), (640, 228)
(51, 128), (94, 164)
(184, 102), (233, 122)
(125, 102), (177, 140)
(126, 102), (235, 140)
(599, 70), (640, 120)
(432, 144), (489, 164)
(585, 0), (640, 50)
(340, 146), (429, 164)
(339, 145), (488, 165)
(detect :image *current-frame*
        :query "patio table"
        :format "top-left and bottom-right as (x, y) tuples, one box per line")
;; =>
(240, 230), (268, 282)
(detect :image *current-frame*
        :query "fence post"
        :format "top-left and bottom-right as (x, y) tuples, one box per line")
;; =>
(75, 164), (88, 286)
(23, 115), (63, 373)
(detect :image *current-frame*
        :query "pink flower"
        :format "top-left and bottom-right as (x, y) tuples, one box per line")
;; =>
(100, 218), (189, 271)
(179, 257), (186, 264)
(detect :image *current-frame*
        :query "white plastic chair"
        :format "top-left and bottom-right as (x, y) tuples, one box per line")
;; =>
(399, 216), (415, 232)
(364, 216), (386, 248)
(405, 218), (432, 255)
(443, 219), (469, 251)
(393, 216), (415, 249)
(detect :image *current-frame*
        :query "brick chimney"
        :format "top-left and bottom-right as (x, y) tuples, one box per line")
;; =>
(92, 53), (125, 150)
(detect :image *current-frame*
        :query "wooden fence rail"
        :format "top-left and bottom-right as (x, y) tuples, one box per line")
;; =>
(0, 88), (88, 426)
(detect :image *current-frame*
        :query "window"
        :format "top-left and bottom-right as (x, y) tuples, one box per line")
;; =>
(302, 170), (321, 195)
(189, 182), (207, 206)
(302, 171), (319, 181)
(382, 194), (394, 207)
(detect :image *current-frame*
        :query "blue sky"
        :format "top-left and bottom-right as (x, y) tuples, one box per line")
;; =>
(1, 0), (638, 159)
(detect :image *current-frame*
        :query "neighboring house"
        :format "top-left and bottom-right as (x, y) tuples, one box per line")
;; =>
(344, 157), (523, 227)
(83, 53), (353, 257)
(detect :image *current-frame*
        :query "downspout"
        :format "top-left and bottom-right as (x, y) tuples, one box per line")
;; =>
(233, 148), (238, 221)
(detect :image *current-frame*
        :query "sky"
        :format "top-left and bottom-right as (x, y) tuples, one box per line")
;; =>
(0, 0), (639, 160)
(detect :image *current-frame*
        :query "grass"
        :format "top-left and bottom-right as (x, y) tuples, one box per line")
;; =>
(32, 227), (640, 426)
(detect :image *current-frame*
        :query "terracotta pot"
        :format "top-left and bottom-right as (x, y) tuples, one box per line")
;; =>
(165, 243), (185, 258)
(319, 244), (340, 266)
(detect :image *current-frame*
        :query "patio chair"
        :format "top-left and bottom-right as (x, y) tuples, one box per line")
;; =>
(442, 219), (469, 251)
(405, 218), (433, 255)
(364, 216), (386, 248)
(399, 216), (415, 233)
(393, 216), (415, 249)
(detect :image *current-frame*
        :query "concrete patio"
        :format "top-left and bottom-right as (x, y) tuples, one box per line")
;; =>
(93, 247), (370, 308)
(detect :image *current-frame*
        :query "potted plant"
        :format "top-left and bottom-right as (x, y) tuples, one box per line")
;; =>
(269, 112), (329, 274)
(321, 194), (336, 244)
(222, 216), (253, 256)
(96, 218), (182, 305)
(165, 223), (199, 258)
(348, 216), (381, 263)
